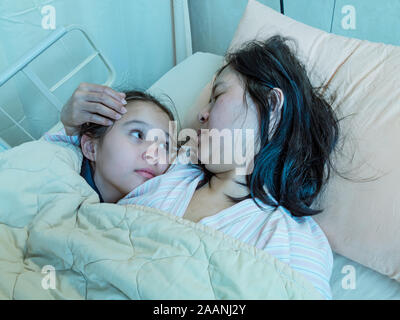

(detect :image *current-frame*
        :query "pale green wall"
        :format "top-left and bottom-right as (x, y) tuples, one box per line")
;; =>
(0, 0), (175, 91)
(0, 0), (176, 145)
(286, 0), (400, 45)
(189, 0), (400, 56)
(1, 0), (399, 147)
(284, 0), (336, 31)
(331, 0), (400, 45)
(189, 0), (281, 55)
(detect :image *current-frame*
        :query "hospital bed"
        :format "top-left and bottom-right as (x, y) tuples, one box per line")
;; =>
(0, 24), (399, 300)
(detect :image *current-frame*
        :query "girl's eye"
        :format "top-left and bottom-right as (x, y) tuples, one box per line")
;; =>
(130, 130), (143, 140)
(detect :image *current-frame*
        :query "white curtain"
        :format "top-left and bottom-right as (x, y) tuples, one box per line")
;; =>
(172, 0), (193, 65)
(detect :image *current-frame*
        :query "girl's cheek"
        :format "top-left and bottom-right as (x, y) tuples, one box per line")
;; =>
(111, 145), (137, 165)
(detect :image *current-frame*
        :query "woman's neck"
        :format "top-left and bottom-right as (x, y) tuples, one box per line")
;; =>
(207, 169), (250, 200)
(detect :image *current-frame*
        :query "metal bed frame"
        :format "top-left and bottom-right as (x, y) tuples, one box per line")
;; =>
(0, 25), (115, 144)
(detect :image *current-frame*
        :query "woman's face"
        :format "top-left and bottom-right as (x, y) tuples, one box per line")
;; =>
(81, 101), (171, 202)
(197, 66), (260, 175)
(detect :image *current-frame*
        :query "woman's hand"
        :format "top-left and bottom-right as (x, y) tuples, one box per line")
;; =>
(60, 83), (127, 136)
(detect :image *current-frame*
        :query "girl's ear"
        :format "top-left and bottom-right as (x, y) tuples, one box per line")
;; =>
(80, 134), (98, 161)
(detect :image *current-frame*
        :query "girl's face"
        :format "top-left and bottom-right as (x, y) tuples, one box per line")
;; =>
(197, 66), (260, 175)
(81, 101), (171, 202)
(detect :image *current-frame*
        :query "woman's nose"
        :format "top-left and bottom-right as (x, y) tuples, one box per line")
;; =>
(142, 142), (169, 166)
(198, 108), (210, 124)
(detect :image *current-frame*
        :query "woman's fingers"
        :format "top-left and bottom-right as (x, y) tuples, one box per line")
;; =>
(83, 102), (123, 121)
(79, 82), (125, 100)
(83, 110), (115, 126)
(60, 83), (127, 132)
(81, 91), (127, 114)
(78, 83), (127, 114)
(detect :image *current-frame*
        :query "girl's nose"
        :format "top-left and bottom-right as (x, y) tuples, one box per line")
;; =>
(198, 108), (210, 124)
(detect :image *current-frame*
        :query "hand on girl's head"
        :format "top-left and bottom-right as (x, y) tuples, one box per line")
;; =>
(61, 83), (129, 136)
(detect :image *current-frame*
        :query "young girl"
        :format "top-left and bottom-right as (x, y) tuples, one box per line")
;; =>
(51, 35), (339, 299)
(44, 90), (175, 203)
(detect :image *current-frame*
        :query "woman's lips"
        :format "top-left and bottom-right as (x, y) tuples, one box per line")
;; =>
(135, 169), (155, 179)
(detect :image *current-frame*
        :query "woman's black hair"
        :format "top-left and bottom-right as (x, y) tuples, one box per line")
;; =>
(202, 35), (343, 217)
(79, 90), (175, 144)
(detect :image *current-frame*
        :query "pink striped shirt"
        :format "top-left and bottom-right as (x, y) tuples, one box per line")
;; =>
(43, 129), (333, 299)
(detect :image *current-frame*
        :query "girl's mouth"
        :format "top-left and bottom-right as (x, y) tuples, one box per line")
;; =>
(135, 169), (155, 179)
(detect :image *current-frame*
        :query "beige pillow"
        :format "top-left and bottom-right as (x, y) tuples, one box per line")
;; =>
(223, 0), (400, 281)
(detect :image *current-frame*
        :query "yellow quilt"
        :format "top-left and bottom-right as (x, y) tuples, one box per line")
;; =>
(0, 140), (321, 299)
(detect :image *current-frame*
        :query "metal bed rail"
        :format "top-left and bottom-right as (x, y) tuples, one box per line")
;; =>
(0, 24), (115, 142)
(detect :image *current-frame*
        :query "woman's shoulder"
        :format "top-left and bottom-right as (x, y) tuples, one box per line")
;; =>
(246, 198), (333, 260)
(200, 197), (333, 300)
(250, 200), (333, 298)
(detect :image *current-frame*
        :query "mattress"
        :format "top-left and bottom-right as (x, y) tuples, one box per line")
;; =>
(331, 253), (400, 300)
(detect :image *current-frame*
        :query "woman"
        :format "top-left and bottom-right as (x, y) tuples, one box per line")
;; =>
(57, 35), (340, 299)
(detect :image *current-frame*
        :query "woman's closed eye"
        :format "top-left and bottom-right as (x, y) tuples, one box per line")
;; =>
(209, 93), (221, 104)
